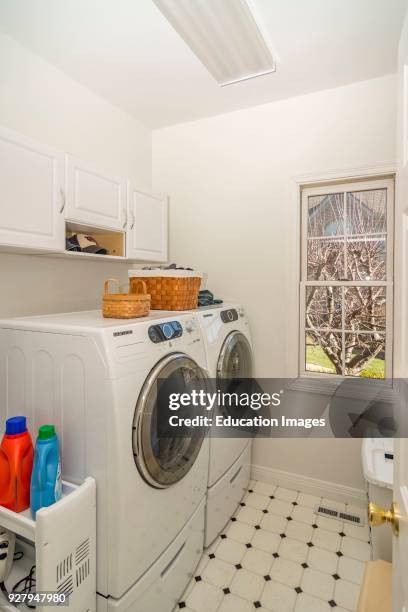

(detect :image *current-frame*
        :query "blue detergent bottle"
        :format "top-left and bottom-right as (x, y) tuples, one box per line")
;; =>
(30, 425), (62, 518)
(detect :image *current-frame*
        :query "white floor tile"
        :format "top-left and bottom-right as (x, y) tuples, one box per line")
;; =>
(345, 504), (366, 517)
(286, 520), (313, 544)
(215, 539), (247, 564)
(270, 557), (303, 587)
(217, 594), (255, 612)
(206, 538), (220, 555)
(202, 558), (236, 588)
(294, 593), (332, 612)
(244, 492), (270, 510)
(307, 546), (338, 575)
(341, 537), (371, 562)
(297, 493), (321, 509)
(316, 515), (343, 533)
(236, 505), (264, 526)
(334, 579), (361, 610)
(279, 537), (309, 564)
(251, 528), (281, 554)
(261, 512), (288, 535)
(321, 498), (346, 512)
(292, 505), (316, 525)
(261, 580), (297, 612)
(225, 521), (255, 544)
(180, 578), (196, 602)
(184, 481), (364, 612)
(185, 581), (224, 612)
(343, 522), (370, 542)
(253, 480), (277, 496)
(301, 567), (335, 601)
(312, 527), (341, 552)
(275, 486), (299, 502)
(268, 498), (294, 517)
(194, 554), (209, 577)
(337, 556), (366, 585)
(241, 547), (273, 576)
(229, 568), (264, 601)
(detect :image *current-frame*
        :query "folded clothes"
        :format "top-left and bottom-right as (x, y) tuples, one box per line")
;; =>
(198, 290), (223, 307)
(142, 263), (194, 270)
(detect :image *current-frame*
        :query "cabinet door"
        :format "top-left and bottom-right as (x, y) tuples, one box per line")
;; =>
(0, 127), (65, 250)
(127, 186), (168, 262)
(65, 155), (126, 231)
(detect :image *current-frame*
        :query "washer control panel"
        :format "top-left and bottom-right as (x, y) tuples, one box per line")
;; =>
(148, 321), (183, 343)
(221, 308), (238, 323)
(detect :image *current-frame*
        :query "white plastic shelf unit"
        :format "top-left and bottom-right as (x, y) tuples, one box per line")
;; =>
(0, 478), (96, 612)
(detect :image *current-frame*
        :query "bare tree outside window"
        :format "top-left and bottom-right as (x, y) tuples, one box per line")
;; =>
(301, 180), (393, 379)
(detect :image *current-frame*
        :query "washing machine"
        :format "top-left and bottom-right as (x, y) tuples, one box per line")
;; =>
(192, 303), (254, 546)
(0, 310), (210, 612)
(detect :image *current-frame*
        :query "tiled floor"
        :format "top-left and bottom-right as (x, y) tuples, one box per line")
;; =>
(178, 479), (370, 612)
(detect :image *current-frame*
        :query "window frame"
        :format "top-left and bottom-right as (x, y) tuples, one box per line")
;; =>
(299, 177), (394, 379)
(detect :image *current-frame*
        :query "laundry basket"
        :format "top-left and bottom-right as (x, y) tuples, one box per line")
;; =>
(103, 278), (150, 318)
(128, 270), (202, 310)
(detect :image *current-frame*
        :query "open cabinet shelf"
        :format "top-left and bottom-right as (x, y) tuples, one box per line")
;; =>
(0, 478), (96, 612)
(65, 221), (126, 259)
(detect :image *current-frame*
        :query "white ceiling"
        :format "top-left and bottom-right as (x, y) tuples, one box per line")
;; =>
(0, 0), (405, 128)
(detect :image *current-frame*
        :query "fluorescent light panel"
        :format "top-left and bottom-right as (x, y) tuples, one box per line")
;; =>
(153, 0), (275, 86)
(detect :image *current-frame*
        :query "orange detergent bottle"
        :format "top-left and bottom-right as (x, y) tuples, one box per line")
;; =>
(0, 416), (34, 512)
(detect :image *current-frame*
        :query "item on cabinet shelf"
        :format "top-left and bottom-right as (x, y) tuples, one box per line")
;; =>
(0, 529), (16, 583)
(197, 290), (223, 307)
(0, 417), (33, 512)
(66, 234), (82, 252)
(103, 278), (150, 319)
(129, 269), (202, 311)
(66, 233), (108, 255)
(76, 233), (108, 254)
(30, 425), (62, 519)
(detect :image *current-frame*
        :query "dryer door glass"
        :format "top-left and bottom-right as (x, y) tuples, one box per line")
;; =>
(216, 331), (253, 419)
(217, 331), (253, 380)
(133, 353), (209, 488)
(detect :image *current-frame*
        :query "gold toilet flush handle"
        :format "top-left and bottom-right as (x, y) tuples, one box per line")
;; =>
(368, 501), (399, 537)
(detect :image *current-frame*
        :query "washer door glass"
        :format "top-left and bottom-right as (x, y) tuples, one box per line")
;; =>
(133, 353), (208, 488)
(217, 331), (253, 381)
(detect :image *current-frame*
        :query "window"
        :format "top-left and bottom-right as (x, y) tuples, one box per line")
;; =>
(300, 177), (394, 379)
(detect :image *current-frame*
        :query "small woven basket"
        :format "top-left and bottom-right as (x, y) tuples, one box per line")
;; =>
(102, 278), (150, 319)
(129, 274), (201, 310)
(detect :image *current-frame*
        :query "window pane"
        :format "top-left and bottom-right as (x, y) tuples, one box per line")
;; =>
(308, 193), (344, 237)
(306, 332), (342, 375)
(345, 333), (385, 379)
(345, 287), (386, 332)
(346, 236), (386, 281)
(307, 238), (344, 280)
(306, 286), (342, 329)
(346, 189), (386, 235)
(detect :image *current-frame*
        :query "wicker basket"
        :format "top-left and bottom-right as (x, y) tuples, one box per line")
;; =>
(102, 278), (150, 319)
(129, 270), (202, 311)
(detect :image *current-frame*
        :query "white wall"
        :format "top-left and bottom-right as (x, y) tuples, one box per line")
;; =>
(153, 75), (397, 491)
(0, 31), (151, 317)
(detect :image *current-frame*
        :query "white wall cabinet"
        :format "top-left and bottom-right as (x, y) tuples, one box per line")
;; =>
(127, 185), (168, 262)
(65, 155), (127, 231)
(0, 126), (65, 250)
(0, 127), (169, 262)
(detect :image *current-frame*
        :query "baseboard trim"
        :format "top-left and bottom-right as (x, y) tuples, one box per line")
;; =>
(251, 464), (367, 508)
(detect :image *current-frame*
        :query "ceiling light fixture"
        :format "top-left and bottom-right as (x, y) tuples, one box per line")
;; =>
(153, 0), (276, 86)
